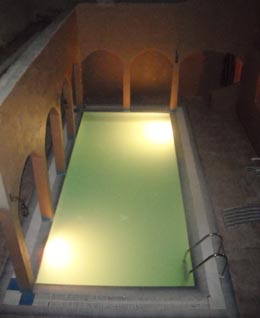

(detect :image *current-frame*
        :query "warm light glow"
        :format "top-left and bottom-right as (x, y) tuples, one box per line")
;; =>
(144, 121), (173, 144)
(44, 237), (71, 268)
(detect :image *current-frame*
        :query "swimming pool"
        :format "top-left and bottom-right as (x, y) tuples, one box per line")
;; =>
(34, 109), (237, 317)
(36, 112), (194, 287)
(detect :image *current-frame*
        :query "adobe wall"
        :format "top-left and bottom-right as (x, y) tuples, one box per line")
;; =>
(0, 9), (80, 203)
(179, 51), (224, 98)
(77, 0), (260, 64)
(76, 1), (260, 118)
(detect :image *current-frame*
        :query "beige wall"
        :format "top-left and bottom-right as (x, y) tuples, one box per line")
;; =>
(82, 50), (123, 104)
(131, 50), (172, 105)
(77, 4), (177, 63)
(77, 1), (260, 63)
(0, 10), (80, 203)
(77, 1), (260, 110)
(179, 51), (224, 97)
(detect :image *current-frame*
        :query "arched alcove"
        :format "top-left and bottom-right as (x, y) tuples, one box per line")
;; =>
(82, 50), (123, 106)
(130, 50), (173, 108)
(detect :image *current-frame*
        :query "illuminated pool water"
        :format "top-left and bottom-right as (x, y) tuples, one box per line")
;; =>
(36, 112), (194, 287)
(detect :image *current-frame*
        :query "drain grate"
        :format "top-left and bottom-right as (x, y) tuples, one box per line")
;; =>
(223, 204), (260, 227)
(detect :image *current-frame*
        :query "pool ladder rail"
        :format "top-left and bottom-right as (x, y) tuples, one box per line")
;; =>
(183, 233), (228, 280)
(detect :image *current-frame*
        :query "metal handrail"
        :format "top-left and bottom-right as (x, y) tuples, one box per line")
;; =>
(183, 232), (227, 279)
(188, 253), (228, 278)
(183, 232), (223, 261)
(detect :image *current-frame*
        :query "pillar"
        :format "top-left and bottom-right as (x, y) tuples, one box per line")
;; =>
(31, 154), (53, 219)
(170, 62), (180, 110)
(0, 210), (34, 291)
(123, 63), (131, 109)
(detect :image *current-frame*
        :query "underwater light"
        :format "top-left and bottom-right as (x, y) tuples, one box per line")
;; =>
(44, 237), (71, 268)
(144, 120), (173, 144)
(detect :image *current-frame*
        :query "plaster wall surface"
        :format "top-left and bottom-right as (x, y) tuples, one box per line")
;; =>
(77, 0), (260, 63)
(179, 51), (224, 97)
(82, 50), (123, 104)
(131, 50), (172, 105)
(0, 10), (80, 208)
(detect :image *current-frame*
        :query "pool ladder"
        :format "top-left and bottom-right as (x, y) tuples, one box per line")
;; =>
(183, 233), (228, 279)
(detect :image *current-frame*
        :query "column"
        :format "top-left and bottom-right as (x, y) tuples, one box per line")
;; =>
(31, 154), (53, 219)
(169, 62), (180, 110)
(1, 211), (34, 290)
(123, 63), (131, 110)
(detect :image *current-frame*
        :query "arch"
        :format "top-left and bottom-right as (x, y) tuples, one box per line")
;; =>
(82, 50), (124, 106)
(62, 78), (76, 138)
(255, 74), (260, 111)
(130, 50), (173, 108)
(130, 49), (173, 65)
(45, 107), (66, 173)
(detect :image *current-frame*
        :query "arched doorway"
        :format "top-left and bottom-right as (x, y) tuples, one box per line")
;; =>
(82, 50), (123, 106)
(130, 50), (173, 108)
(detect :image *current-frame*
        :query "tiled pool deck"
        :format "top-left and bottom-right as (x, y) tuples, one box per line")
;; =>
(185, 97), (260, 318)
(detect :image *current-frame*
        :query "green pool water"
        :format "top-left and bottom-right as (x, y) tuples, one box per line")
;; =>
(36, 112), (194, 287)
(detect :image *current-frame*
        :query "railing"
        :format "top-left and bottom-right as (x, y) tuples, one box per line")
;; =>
(183, 232), (228, 279)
